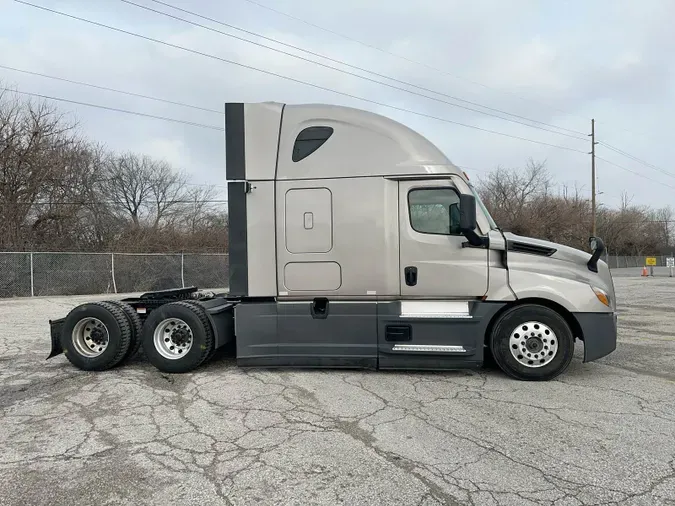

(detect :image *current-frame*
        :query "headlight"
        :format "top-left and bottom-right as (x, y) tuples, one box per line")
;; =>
(591, 286), (611, 307)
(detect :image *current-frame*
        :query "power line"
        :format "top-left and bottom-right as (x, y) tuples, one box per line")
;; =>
(97, 175), (228, 189)
(237, 0), (593, 126)
(598, 141), (675, 181)
(458, 164), (594, 196)
(13, 0), (588, 154)
(0, 78), (593, 196)
(131, 0), (587, 140)
(600, 219), (675, 225)
(596, 156), (675, 190)
(5, 81), (671, 200)
(455, 165), (490, 174)
(0, 64), (223, 115)
(571, 218), (675, 224)
(1, 87), (225, 131)
(0, 68), (598, 192)
(241, 0), (675, 146)
(592, 118), (665, 144)
(29, 199), (229, 206)
(185, 182), (227, 188)
(0, 75), (229, 188)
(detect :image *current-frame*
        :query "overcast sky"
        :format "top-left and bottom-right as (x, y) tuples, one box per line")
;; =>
(1, 0), (674, 209)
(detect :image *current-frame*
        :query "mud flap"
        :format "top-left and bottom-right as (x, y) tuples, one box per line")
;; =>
(47, 318), (65, 359)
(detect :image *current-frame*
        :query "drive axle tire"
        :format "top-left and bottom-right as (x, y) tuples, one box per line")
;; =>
(60, 301), (132, 371)
(141, 301), (214, 374)
(104, 300), (144, 361)
(489, 304), (574, 381)
(180, 300), (218, 363)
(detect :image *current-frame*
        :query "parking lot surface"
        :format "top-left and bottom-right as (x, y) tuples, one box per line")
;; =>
(1, 272), (674, 506)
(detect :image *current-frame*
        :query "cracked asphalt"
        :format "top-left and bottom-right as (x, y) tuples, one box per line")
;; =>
(1, 273), (675, 506)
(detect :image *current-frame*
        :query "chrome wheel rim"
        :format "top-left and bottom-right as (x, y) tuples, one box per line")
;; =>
(153, 318), (193, 360)
(72, 317), (109, 358)
(508, 321), (558, 368)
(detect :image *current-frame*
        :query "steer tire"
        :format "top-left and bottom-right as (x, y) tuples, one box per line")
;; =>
(104, 300), (144, 361)
(489, 304), (575, 381)
(60, 301), (132, 371)
(141, 301), (214, 374)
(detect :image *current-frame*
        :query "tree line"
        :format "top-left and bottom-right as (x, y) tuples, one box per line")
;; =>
(2, 87), (671, 255)
(474, 159), (673, 256)
(0, 87), (228, 253)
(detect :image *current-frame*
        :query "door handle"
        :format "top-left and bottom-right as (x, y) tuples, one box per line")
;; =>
(404, 266), (418, 286)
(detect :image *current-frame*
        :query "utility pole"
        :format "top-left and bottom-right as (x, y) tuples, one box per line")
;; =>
(589, 119), (598, 236)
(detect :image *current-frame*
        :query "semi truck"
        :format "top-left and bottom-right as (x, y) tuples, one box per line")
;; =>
(46, 101), (617, 381)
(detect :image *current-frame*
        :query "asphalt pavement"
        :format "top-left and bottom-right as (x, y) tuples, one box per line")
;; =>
(1, 271), (674, 506)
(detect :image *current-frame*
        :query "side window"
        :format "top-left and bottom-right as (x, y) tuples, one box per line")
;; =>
(292, 126), (334, 162)
(408, 187), (462, 235)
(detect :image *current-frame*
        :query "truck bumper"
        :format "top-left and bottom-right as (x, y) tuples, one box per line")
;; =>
(47, 318), (65, 359)
(574, 311), (617, 362)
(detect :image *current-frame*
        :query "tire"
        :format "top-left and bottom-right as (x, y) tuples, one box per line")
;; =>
(141, 301), (214, 373)
(60, 301), (132, 371)
(105, 300), (144, 361)
(489, 304), (575, 381)
(180, 300), (219, 363)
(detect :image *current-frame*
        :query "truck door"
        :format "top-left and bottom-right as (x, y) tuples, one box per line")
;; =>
(398, 179), (489, 297)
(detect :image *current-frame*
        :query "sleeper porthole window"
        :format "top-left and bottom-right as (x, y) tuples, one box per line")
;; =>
(292, 126), (334, 162)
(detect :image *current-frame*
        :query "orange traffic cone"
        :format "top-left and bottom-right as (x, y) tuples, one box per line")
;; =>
(642, 266), (648, 277)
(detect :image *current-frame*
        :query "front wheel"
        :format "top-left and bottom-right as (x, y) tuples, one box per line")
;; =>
(489, 304), (574, 381)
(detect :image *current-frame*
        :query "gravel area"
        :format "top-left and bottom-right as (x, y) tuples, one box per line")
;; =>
(1, 272), (674, 506)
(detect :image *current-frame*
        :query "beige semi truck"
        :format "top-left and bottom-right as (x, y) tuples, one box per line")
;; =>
(46, 101), (617, 381)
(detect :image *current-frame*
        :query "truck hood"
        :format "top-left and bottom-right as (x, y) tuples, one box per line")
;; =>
(502, 231), (616, 310)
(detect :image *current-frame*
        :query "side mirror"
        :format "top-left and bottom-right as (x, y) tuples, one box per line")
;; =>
(448, 203), (460, 235)
(458, 194), (485, 247)
(459, 194), (477, 232)
(587, 236), (605, 273)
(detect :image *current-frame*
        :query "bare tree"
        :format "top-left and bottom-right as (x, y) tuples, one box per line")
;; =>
(100, 152), (194, 229)
(476, 158), (551, 235)
(652, 206), (673, 252)
(100, 152), (153, 227)
(179, 184), (221, 234)
(0, 86), (79, 249)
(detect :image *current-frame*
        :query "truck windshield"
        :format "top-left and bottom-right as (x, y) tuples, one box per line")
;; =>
(468, 183), (498, 230)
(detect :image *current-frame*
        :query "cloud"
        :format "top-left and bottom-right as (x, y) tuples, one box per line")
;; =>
(1, 0), (674, 208)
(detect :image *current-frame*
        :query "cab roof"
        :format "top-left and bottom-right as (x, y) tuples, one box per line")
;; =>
(225, 102), (466, 181)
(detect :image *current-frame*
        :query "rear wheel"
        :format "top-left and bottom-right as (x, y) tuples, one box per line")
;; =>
(489, 304), (574, 381)
(141, 301), (214, 373)
(60, 301), (132, 371)
(104, 300), (144, 361)
(180, 300), (219, 362)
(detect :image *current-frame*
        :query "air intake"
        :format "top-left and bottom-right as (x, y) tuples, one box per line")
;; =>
(507, 241), (556, 257)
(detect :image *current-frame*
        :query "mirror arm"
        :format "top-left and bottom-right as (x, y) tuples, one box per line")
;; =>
(462, 232), (489, 248)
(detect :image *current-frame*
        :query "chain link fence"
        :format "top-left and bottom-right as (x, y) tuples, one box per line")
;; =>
(0, 252), (229, 298)
(606, 255), (674, 269)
